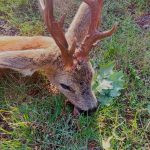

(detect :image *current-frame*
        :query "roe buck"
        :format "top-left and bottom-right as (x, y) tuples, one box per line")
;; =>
(0, 0), (117, 115)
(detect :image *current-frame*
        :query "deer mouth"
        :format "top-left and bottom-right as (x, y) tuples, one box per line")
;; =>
(66, 99), (98, 116)
(66, 98), (98, 116)
(73, 106), (98, 116)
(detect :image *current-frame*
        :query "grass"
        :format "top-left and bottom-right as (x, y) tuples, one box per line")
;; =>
(0, 0), (150, 149)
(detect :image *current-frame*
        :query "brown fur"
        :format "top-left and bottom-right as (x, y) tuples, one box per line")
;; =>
(0, 36), (52, 51)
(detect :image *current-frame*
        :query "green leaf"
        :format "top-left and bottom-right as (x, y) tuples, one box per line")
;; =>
(110, 88), (121, 97)
(98, 62), (115, 78)
(110, 71), (124, 81)
(98, 95), (113, 106)
(93, 61), (125, 106)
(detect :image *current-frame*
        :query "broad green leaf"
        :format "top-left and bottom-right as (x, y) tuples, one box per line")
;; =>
(100, 80), (113, 90)
(99, 95), (113, 106)
(98, 62), (114, 78)
(110, 71), (124, 81)
(93, 61), (125, 106)
(110, 89), (121, 97)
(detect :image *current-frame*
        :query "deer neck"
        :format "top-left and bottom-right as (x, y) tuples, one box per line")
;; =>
(66, 2), (90, 45)
(40, 44), (64, 78)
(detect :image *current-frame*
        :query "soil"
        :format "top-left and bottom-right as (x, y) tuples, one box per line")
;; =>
(0, 19), (19, 36)
(0, 112), (13, 140)
(88, 140), (101, 150)
(136, 14), (150, 29)
(128, 3), (136, 15)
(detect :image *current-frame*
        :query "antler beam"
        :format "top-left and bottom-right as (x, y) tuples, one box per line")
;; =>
(39, 0), (75, 69)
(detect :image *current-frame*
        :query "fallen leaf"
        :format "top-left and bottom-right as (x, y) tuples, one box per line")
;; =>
(102, 136), (113, 150)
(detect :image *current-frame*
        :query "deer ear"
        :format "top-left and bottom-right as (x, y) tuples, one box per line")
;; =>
(0, 49), (50, 76)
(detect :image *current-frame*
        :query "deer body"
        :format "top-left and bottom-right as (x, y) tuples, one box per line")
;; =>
(0, 0), (117, 113)
(0, 36), (51, 51)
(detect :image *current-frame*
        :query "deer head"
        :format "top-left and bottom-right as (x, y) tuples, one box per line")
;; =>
(0, 0), (117, 114)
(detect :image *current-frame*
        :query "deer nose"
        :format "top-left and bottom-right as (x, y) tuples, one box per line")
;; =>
(86, 106), (98, 115)
(78, 104), (98, 116)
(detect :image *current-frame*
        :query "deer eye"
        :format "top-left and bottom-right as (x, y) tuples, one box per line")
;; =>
(60, 84), (74, 92)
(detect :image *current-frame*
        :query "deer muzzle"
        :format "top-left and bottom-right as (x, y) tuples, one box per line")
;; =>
(70, 90), (98, 114)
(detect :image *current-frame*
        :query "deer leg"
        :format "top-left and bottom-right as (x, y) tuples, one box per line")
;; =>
(66, 2), (91, 46)
(73, 107), (80, 116)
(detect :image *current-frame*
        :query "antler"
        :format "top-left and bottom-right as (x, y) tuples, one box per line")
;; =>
(39, 0), (75, 69)
(39, 0), (117, 68)
(76, 0), (118, 59)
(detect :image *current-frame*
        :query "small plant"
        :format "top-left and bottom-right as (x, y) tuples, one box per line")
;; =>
(92, 62), (125, 106)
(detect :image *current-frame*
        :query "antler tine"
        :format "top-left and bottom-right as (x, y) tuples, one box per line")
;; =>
(76, 0), (118, 59)
(40, 0), (74, 68)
